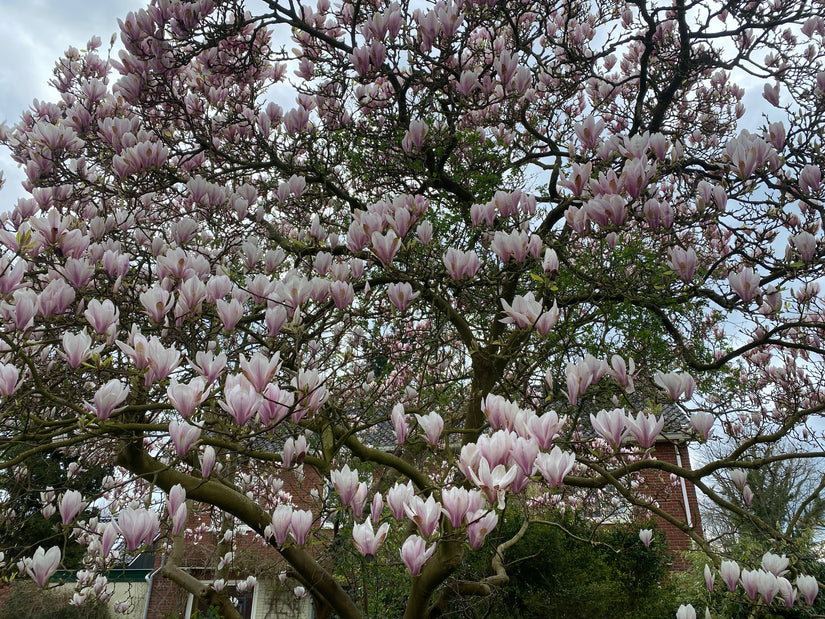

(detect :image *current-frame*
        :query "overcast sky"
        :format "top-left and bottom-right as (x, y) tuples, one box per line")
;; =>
(0, 0), (144, 202)
(0, 0), (771, 209)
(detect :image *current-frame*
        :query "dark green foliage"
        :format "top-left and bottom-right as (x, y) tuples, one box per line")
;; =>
(344, 509), (681, 618)
(456, 510), (681, 619)
(0, 581), (112, 619)
(0, 446), (108, 569)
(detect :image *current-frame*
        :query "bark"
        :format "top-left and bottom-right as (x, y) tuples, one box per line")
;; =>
(115, 440), (364, 619)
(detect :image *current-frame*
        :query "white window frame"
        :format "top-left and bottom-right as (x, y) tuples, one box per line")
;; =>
(183, 579), (259, 619)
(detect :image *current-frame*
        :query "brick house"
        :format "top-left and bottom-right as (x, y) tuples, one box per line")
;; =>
(140, 469), (318, 619)
(604, 402), (704, 569)
(141, 540), (312, 619)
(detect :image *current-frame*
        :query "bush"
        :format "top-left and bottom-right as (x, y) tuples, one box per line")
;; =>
(455, 510), (681, 618)
(0, 581), (112, 619)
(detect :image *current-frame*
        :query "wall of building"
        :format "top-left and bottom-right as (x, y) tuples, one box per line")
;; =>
(251, 580), (311, 619)
(647, 441), (704, 569)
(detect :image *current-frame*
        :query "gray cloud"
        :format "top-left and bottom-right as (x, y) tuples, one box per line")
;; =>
(0, 0), (143, 202)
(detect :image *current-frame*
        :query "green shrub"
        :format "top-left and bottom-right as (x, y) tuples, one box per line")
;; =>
(0, 581), (112, 619)
(455, 510), (682, 619)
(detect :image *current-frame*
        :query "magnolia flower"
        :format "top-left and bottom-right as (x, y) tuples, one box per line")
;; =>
(690, 411), (714, 441)
(792, 231), (817, 262)
(116, 508), (159, 551)
(0, 363), (22, 397)
(757, 570), (780, 603)
(638, 528), (653, 548)
(387, 481), (415, 521)
(653, 371), (696, 401)
(88, 379), (130, 421)
(59, 490), (86, 525)
(467, 510), (498, 549)
(352, 519), (390, 558)
(800, 165), (822, 194)
(145, 337), (181, 385)
(728, 267), (761, 304)
(590, 408), (627, 448)
(676, 605), (696, 619)
(416, 221), (433, 244)
(169, 419), (201, 458)
(370, 492), (383, 525)
(526, 411), (562, 449)
(500, 292), (560, 336)
(625, 411), (664, 449)
(291, 509), (312, 546)
(200, 445), (216, 478)
(100, 522), (118, 557)
(402, 119), (428, 153)
(400, 535), (435, 575)
(167, 377), (209, 419)
(139, 285), (174, 322)
(391, 403), (409, 444)
(510, 436), (539, 476)
(415, 411), (444, 446)
(84, 298), (119, 337)
(729, 468), (748, 490)
(534, 446), (575, 488)
(668, 246), (698, 282)
(404, 494), (441, 538)
(26, 546), (61, 587)
(797, 574), (819, 605)
(778, 576), (795, 608)
(704, 564), (715, 592)
(387, 282), (419, 312)
(761, 552), (789, 576)
(62, 330), (95, 368)
(329, 280), (355, 309)
(216, 298), (244, 332)
(331, 465), (360, 507)
(740, 569), (760, 600)
(371, 230), (400, 266)
(542, 248), (559, 274)
(720, 560), (740, 591)
(271, 504), (294, 546)
(443, 248), (480, 281)
(607, 355), (635, 392)
(440, 487), (472, 528)
(742, 484), (754, 506)
(467, 457), (518, 508)
(240, 352), (281, 392)
(219, 374), (261, 426)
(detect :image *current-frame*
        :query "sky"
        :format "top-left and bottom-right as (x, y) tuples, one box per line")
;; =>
(0, 0), (145, 202)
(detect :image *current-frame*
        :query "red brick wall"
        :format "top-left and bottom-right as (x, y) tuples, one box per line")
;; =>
(145, 468), (317, 617)
(145, 566), (189, 619)
(643, 442), (703, 570)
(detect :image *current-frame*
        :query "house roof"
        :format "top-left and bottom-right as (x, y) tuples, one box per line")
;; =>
(567, 400), (692, 442)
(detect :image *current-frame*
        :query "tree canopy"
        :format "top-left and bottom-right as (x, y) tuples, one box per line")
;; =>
(2, 0), (825, 616)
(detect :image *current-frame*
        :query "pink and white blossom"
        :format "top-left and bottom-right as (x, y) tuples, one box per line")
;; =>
(88, 379), (130, 421)
(116, 508), (159, 552)
(352, 519), (390, 558)
(534, 446), (576, 488)
(26, 546), (61, 587)
(169, 419), (201, 458)
(400, 535), (435, 575)
(415, 411), (444, 446)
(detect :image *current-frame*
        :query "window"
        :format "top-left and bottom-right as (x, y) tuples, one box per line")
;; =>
(184, 582), (256, 619)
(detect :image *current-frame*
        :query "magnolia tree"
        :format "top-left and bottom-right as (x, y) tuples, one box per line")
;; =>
(2, 0), (825, 616)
